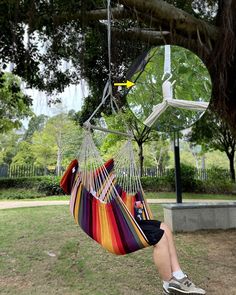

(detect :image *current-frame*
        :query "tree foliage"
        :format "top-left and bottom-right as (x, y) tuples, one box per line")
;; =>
(99, 111), (159, 176)
(188, 110), (236, 181)
(1, 0), (236, 136)
(127, 45), (211, 132)
(0, 73), (32, 133)
(0, 131), (20, 165)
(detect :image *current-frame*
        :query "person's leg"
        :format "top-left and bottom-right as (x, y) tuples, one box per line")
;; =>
(160, 222), (181, 273)
(153, 222), (206, 294)
(153, 232), (172, 282)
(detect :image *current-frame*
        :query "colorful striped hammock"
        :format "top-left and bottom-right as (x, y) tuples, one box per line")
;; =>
(60, 131), (153, 255)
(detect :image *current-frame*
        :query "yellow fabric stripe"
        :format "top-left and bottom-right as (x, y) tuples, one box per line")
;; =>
(74, 183), (82, 224)
(99, 203), (114, 253)
(126, 194), (134, 214)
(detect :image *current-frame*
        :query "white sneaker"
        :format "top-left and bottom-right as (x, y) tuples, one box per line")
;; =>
(168, 275), (206, 294)
(163, 286), (170, 294)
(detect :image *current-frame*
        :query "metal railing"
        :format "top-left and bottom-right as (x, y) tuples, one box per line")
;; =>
(0, 164), (232, 180)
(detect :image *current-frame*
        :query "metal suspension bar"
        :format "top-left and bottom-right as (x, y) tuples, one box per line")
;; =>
(84, 123), (133, 138)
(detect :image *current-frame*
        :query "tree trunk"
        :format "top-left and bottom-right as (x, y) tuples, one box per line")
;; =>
(228, 153), (235, 182)
(209, 1), (236, 138)
(56, 130), (63, 176)
(201, 154), (206, 170)
(138, 143), (144, 177)
(44, 165), (47, 176)
(57, 149), (62, 176)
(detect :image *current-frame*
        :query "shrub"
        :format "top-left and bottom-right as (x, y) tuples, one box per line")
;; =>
(164, 164), (197, 192)
(0, 177), (45, 189)
(37, 176), (64, 196)
(206, 166), (231, 181)
(141, 176), (172, 192)
(194, 179), (236, 194)
(0, 176), (64, 196)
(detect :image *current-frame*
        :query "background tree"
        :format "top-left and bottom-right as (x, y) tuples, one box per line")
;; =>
(46, 114), (83, 175)
(31, 129), (57, 174)
(188, 111), (236, 181)
(144, 137), (170, 173)
(1, 1), (236, 136)
(24, 114), (48, 141)
(0, 131), (20, 165)
(99, 111), (159, 176)
(11, 141), (35, 165)
(0, 73), (32, 133)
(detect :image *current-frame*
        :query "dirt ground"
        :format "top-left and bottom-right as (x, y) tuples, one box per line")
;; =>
(177, 230), (236, 295)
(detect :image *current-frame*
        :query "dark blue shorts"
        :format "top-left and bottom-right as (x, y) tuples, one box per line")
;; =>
(138, 220), (164, 245)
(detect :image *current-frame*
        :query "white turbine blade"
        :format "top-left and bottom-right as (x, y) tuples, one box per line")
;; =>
(166, 99), (209, 111)
(144, 101), (168, 127)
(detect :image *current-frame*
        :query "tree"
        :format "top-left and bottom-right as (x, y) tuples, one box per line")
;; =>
(126, 45), (211, 132)
(46, 113), (83, 175)
(31, 129), (57, 174)
(144, 137), (170, 172)
(0, 131), (20, 165)
(31, 113), (83, 175)
(99, 111), (159, 176)
(188, 111), (236, 181)
(11, 141), (35, 165)
(24, 114), (48, 141)
(0, 73), (32, 133)
(1, 1), (236, 136)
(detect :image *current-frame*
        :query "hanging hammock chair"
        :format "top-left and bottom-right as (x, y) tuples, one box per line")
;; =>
(60, 130), (153, 255)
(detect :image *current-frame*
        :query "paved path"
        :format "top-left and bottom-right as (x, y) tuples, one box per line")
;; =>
(0, 199), (234, 210)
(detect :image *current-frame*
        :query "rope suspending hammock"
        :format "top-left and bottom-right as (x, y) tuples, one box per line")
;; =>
(60, 0), (154, 255)
(144, 45), (209, 128)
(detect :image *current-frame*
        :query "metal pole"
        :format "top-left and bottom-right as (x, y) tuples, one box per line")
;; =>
(84, 123), (133, 138)
(174, 132), (182, 203)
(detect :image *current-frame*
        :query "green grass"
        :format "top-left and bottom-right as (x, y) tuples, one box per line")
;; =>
(0, 205), (207, 295)
(1, 205), (236, 294)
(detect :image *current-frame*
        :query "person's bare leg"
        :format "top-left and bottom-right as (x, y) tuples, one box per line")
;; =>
(160, 222), (181, 273)
(153, 232), (172, 281)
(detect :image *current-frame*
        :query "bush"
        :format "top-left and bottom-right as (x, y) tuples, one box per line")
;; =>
(205, 166), (231, 182)
(0, 177), (45, 189)
(0, 176), (64, 196)
(141, 176), (172, 192)
(194, 179), (236, 194)
(164, 164), (197, 192)
(37, 176), (64, 196)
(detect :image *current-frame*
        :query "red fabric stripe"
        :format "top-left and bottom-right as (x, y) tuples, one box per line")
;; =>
(60, 159), (78, 194)
(92, 198), (101, 244)
(94, 159), (114, 177)
(106, 203), (126, 255)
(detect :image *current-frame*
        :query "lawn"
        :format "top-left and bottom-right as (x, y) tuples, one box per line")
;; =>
(0, 205), (235, 294)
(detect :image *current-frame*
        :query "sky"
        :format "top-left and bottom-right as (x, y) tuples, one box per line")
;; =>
(24, 82), (87, 116)
(4, 61), (88, 126)
(20, 81), (88, 128)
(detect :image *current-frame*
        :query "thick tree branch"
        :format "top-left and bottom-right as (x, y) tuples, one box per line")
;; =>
(119, 0), (219, 41)
(111, 27), (211, 62)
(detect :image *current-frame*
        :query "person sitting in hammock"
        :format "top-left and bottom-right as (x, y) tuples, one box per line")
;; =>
(61, 158), (206, 295)
(135, 201), (206, 295)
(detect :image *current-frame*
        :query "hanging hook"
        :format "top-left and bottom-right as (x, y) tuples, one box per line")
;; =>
(162, 72), (172, 81)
